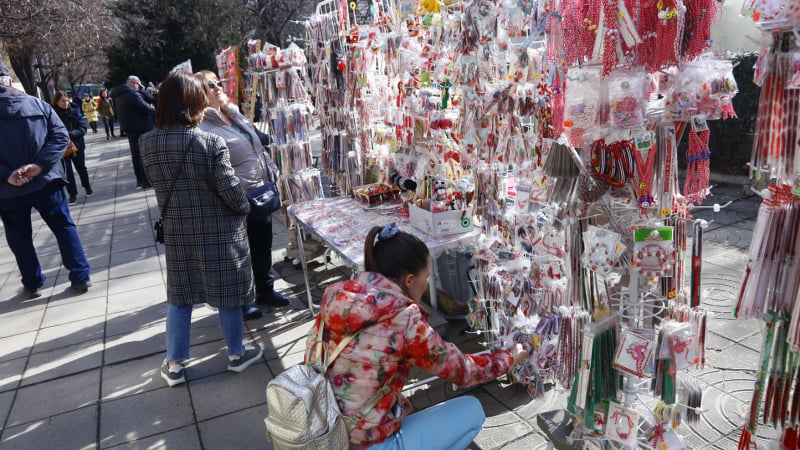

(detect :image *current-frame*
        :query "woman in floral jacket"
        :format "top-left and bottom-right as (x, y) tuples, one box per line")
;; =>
(307, 223), (527, 449)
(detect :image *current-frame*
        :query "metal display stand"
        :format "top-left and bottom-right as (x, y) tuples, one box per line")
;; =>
(287, 197), (480, 315)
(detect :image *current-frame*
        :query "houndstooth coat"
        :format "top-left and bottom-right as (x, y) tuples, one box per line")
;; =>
(140, 127), (254, 308)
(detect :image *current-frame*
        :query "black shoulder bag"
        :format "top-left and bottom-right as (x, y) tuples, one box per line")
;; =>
(154, 137), (193, 244)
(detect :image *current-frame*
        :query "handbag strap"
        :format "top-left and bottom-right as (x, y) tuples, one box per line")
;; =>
(309, 316), (398, 432)
(159, 135), (195, 218)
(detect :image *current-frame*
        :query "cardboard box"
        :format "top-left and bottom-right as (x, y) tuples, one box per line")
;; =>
(409, 204), (474, 237)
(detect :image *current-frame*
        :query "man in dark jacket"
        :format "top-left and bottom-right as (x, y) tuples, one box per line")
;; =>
(0, 62), (92, 298)
(115, 75), (155, 188)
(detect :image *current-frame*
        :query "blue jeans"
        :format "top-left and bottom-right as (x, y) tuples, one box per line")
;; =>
(0, 182), (91, 290)
(165, 304), (244, 360)
(367, 396), (485, 450)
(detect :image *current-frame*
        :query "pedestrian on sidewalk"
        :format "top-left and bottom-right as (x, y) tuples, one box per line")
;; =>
(139, 71), (262, 387)
(81, 93), (99, 133)
(115, 75), (154, 189)
(308, 223), (528, 449)
(0, 63), (92, 299)
(97, 89), (115, 139)
(52, 91), (93, 204)
(196, 70), (292, 321)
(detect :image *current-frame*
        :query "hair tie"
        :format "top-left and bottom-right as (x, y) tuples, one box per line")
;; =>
(377, 222), (399, 241)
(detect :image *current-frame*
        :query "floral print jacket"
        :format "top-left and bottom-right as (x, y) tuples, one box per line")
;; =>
(306, 271), (514, 446)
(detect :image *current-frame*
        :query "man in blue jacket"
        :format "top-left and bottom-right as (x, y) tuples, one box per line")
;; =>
(0, 62), (91, 298)
(115, 75), (155, 189)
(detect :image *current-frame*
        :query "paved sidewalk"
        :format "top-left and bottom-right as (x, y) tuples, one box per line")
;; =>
(0, 130), (776, 449)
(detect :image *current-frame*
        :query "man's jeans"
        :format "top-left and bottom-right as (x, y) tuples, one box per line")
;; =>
(0, 182), (91, 290)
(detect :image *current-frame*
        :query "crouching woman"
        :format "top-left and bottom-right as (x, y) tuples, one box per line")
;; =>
(307, 223), (527, 449)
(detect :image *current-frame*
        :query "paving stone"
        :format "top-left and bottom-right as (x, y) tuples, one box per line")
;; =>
(106, 285), (165, 315)
(705, 330), (736, 352)
(7, 369), (99, 426)
(486, 431), (550, 450)
(22, 339), (104, 385)
(0, 293), (47, 317)
(112, 210), (152, 228)
(0, 405), (97, 450)
(99, 387), (193, 448)
(104, 325), (165, 365)
(46, 279), (110, 306)
(74, 212), (114, 226)
(101, 353), (164, 401)
(739, 331), (766, 352)
(108, 247), (161, 279)
(707, 317), (761, 344)
(706, 344), (762, 372)
(41, 297), (106, 328)
(102, 425), (200, 450)
(182, 340), (232, 381)
(258, 317), (315, 360)
(474, 408), (535, 450)
(190, 363), (270, 421)
(105, 304), (166, 338)
(0, 331), (36, 363)
(0, 357), (26, 393)
(197, 405), (270, 450)
(187, 315), (226, 346)
(106, 272), (164, 296)
(0, 309), (44, 339)
(33, 316), (105, 353)
(0, 391), (14, 432)
(266, 351), (304, 378)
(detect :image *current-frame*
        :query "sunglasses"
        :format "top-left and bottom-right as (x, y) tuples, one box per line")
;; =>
(207, 81), (223, 89)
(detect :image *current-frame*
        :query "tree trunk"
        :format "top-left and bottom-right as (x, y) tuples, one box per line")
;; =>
(9, 51), (37, 97)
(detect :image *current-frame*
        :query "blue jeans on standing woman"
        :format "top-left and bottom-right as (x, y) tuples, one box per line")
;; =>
(0, 181), (91, 290)
(165, 304), (245, 361)
(63, 150), (93, 198)
(366, 396), (485, 450)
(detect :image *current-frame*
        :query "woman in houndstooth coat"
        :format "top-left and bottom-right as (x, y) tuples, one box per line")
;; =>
(139, 71), (262, 386)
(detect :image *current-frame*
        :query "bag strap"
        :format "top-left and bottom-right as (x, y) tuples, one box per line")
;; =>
(158, 134), (194, 219)
(343, 371), (397, 432)
(310, 316), (398, 432)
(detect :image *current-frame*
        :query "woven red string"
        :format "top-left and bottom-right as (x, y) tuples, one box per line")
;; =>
(684, 129), (711, 205)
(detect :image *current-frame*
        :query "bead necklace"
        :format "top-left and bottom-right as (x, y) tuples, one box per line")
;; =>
(683, 128), (711, 205)
(653, 0), (683, 69)
(600, 0), (620, 76)
(681, 0), (716, 61)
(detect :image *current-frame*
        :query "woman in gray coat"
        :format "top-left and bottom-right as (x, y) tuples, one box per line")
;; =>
(139, 71), (262, 387)
(195, 70), (292, 322)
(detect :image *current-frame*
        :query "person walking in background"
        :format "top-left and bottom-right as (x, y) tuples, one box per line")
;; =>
(196, 70), (291, 320)
(97, 89), (115, 139)
(53, 91), (93, 205)
(115, 75), (154, 189)
(81, 93), (99, 133)
(139, 71), (262, 387)
(0, 63), (92, 299)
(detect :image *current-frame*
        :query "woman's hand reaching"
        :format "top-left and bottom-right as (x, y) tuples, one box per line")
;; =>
(510, 343), (529, 365)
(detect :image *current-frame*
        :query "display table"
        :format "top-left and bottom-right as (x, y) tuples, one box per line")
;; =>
(288, 197), (480, 314)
